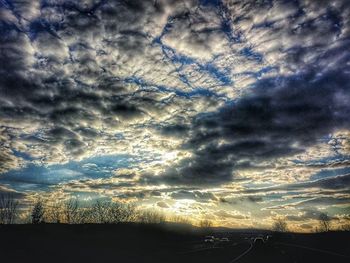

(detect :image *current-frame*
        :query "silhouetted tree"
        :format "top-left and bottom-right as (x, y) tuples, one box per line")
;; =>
(44, 202), (62, 223)
(137, 210), (166, 224)
(92, 200), (110, 223)
(63, 199), (79, 224)
(341, 223), (350, 231)
(199, 219), (213, 228)
(167, 215), (192, 225)
(88, 201), (138, 223)
(0, 194), (19, 224)
(110, 202), (137, 223)
(272, 218), (288, 232)
(318, 213), (331, 232)
(31, 200), (45, 224)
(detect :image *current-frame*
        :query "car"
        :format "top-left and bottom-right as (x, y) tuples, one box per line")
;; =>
(204, 236), (215, 243)
(220, 237), (229, 242)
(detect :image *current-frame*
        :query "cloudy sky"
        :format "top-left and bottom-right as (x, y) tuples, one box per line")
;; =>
(1, 0), (350, 231)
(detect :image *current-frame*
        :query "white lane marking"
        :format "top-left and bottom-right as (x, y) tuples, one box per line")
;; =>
(229, 242), (253, 263)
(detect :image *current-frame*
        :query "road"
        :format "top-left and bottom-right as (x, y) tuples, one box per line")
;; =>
(175, 239), (350, 263)
(1, 225), (349, 263)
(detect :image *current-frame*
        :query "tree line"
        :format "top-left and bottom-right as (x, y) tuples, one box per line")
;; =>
(272, 214), (350, 233)
(29, 199), (140, 224)
(1, 194), (349, 231)
(0, 194), (189, 225)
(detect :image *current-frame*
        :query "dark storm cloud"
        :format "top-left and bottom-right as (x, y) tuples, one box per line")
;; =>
(159, 68), (350, 185)
(158, 124), (190, 137)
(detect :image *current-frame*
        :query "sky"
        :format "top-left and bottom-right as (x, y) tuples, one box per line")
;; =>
(0, 0), (350, 231)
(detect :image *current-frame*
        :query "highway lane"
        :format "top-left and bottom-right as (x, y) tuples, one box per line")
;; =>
(175, 241), (254, 263)
(231, 240), (350, 263)
(175, 238), (350, 263)
(275, 241), (350, 259)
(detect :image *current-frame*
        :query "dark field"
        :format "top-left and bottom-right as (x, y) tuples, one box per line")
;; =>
(0, 224), (349, 263)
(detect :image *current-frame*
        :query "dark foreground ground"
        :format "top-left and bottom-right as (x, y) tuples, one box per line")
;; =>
(0, 224), (349, 263)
